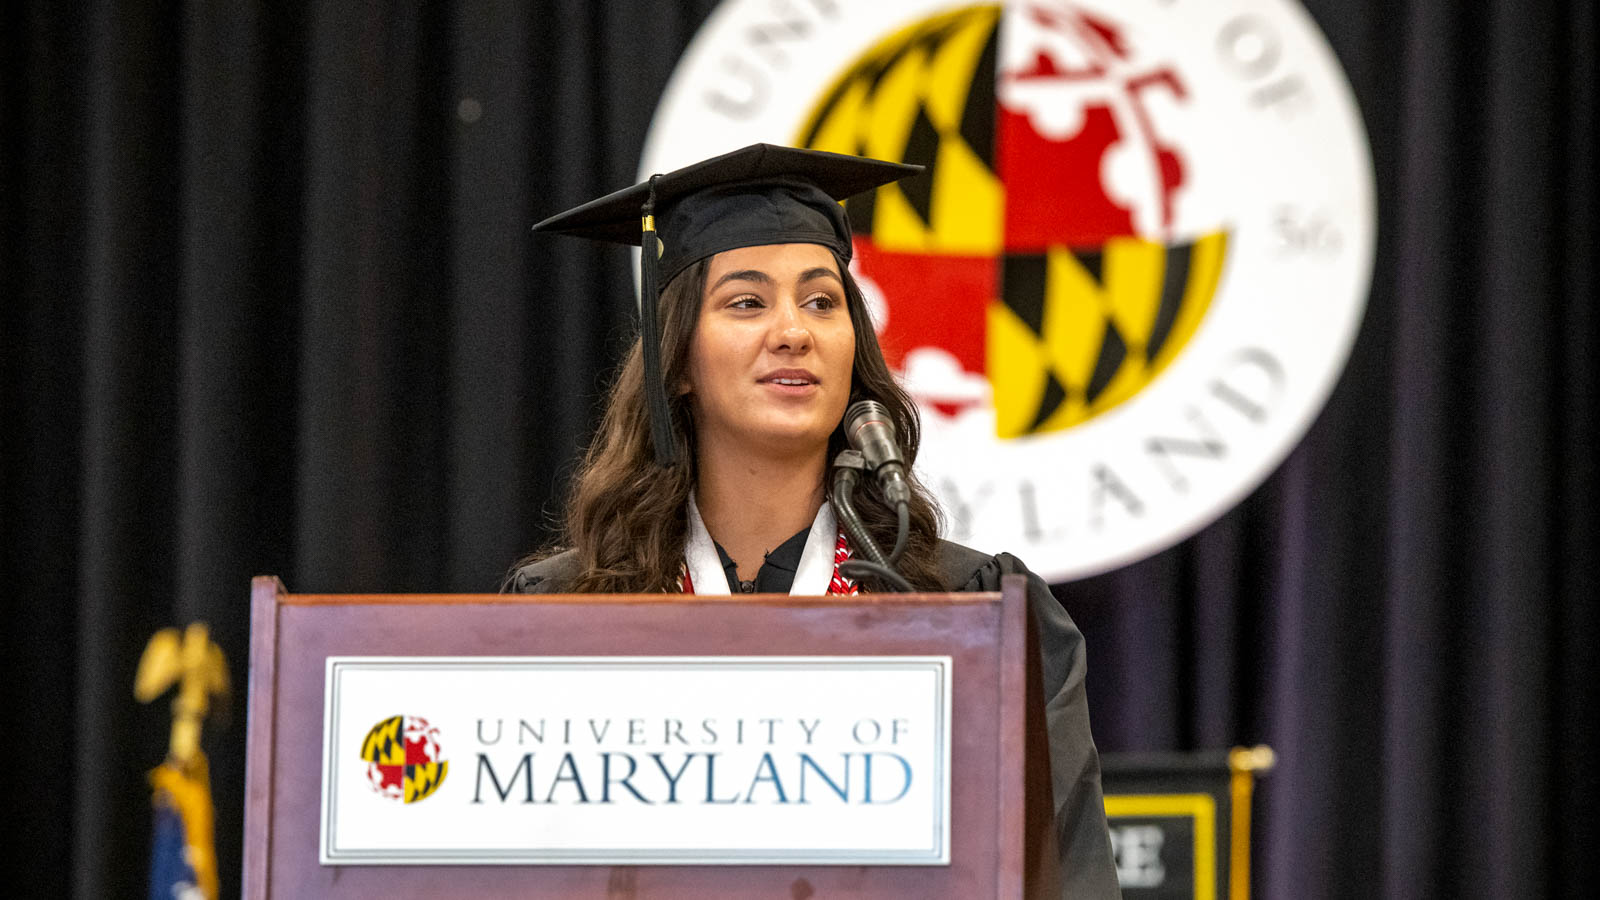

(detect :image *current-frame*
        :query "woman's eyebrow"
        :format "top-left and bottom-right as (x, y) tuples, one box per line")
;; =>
(710, 269), (773, 290)
(797, 267), (843, 285)
(709, 266), (842, 291)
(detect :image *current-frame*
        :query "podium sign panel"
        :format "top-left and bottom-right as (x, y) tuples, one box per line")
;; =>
(321, 656), (952, 865)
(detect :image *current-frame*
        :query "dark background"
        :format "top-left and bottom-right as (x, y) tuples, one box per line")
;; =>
(2, 1), (1593, 897)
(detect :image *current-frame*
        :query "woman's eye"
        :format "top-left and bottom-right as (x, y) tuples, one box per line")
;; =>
(728, 295), (764, 309)
(804, 293), (841, 310)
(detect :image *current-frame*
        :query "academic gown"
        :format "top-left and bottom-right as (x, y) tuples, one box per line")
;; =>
(507, 540), (1122, 898)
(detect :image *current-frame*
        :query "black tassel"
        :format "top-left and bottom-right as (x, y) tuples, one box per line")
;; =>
(638, 175), (678, 466)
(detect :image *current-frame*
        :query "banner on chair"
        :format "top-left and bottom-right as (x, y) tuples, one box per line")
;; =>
(1101, 748), (1271, 899)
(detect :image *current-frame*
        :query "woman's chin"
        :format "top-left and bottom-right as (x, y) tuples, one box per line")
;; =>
(738, 419), (837, 456)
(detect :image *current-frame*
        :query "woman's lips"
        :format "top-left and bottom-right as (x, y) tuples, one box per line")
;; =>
(758, 369), (820, 395)
(763, 382), (818, 395)
(758, 369), (817, 383)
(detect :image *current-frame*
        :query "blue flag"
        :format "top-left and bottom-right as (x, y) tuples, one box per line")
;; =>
(148, 753), (217, 900)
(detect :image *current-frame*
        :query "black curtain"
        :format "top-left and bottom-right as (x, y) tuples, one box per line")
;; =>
(1, 1), (1593, 897)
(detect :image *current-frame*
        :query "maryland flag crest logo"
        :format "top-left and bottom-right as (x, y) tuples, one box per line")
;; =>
(361, 715), (448, 803)
(644, 0), (1375, 581)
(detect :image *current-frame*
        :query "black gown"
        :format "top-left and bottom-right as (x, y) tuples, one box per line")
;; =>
(508, 539), (1122, 898)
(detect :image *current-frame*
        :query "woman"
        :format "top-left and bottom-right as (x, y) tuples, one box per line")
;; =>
(509, 144), (1119, 896)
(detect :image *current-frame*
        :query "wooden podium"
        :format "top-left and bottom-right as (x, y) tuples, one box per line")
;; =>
(243, 574), (1048, 898)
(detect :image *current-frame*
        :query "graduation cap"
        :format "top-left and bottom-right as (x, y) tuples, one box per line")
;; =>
(533, 143), (922, 467)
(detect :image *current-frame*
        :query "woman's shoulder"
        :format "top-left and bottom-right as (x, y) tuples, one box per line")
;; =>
(930, 539), (1043, 592)
(933, 538), (1085, 702)
(504, 549), (583, 594)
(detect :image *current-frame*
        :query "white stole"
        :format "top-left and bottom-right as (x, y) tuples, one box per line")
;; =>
(685, 494), (839, 595)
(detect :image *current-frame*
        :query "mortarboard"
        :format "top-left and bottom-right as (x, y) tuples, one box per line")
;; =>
(532, 143), (922, 467)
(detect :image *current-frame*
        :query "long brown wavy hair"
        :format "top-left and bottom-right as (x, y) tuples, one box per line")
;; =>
(521, 252), (945, 593)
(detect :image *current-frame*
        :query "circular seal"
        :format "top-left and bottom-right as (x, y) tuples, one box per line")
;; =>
(643, 0), (1375, 582)
(360, 715), (449, 803)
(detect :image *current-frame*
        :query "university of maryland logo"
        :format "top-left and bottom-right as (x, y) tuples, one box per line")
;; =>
(361, 715), (448, 803)
(644, 0), (1375, 580)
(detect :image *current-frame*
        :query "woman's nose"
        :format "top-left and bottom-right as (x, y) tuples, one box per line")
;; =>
(770, 303), (811, 352)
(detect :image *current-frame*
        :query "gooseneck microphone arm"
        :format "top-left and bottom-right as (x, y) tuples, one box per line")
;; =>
(844, 399), (914, 567)
(830, 453), (881, 562)
(831, 452), (915, 593)
(832, 397), (919, 593)
(888, 502), (910, 565)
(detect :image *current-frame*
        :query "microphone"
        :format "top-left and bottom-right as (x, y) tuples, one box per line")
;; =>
(844, 400), (911, 506)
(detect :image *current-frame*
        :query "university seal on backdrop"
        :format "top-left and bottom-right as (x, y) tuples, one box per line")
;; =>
(361, 715), (448, 803)
(642, 0), (1375, 581)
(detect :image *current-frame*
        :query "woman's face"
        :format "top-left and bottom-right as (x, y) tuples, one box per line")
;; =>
(683, 242), (856, 459)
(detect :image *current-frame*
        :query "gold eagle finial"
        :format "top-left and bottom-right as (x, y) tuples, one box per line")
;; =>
(135, 623), (229, 766)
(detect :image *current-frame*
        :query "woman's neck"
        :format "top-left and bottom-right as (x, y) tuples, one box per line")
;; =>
(694, 438), (827, 581)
